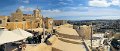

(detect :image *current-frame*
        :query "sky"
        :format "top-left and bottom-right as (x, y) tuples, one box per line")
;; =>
(0, 0), (120, 20)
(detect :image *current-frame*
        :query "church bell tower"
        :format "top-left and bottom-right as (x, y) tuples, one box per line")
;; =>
(33, 8), (41, 18)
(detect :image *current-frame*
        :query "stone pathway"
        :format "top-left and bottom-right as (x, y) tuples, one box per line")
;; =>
(52, 26), (86, 51)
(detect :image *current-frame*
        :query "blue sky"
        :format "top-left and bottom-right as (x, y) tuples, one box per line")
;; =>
(0, 0), (120, 20)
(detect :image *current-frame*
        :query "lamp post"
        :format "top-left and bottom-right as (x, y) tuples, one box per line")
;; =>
(91, 23), (93, 51)
(49, 20), (53, 34)
(30, 20), (33, 31)
(41, 16), (45, 42)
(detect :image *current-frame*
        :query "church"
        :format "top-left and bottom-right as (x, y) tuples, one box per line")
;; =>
(0, 8), (53, 30)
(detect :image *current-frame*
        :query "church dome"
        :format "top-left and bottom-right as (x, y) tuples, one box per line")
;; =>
(16, 8), (22, 13)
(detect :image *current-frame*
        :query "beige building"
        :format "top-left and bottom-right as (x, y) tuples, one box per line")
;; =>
(73, 25), (79, 29)
(54, 20), (67, 26)
(6, 21), (31, 30)
(0, 8), (53, 30)
(10, 8), (42, 22)
(10, 8), (43, 28)
(43, 17), (53, 33)
(0, 16), (8, 27)
(80, 25), (92, 39)
(44, 17), (53, 29)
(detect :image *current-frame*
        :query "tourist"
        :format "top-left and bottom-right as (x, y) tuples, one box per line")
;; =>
(0, 45), (4, 51)
(44, 33), (52, 43)
(33, 35), (35, 44)
(18, 44), (22, 51)
(33, 34), (38, 44)
(26, 37), (32, 44)
(21, 42), (26, 51)
(38, 34), (42, 43)
(47, 33), (52, 39)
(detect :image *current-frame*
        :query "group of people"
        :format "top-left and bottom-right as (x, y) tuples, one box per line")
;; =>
(17, 41), (26, 51)
(26, 30), (53, 44)
(0, 45), (4, 51)
(26, 31), (42, 44)
(0, 41), (26, 51)
(44, 32), (52, 45)
(0, 30), (54, 51)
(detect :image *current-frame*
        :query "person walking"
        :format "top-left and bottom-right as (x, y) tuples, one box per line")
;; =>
(20, 42), (26, 51)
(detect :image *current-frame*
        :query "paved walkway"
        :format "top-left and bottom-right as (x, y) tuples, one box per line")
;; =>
(52, 25), (86, 51)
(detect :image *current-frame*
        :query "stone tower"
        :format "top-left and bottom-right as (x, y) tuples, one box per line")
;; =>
(33, 9), (41, 18)
(33, 8), (43, 28)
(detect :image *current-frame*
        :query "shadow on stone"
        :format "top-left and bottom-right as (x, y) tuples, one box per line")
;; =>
(52, 47), (62, 51)
(45, 40), (52, 45)
(57, 32), (81, 40)
(58, 38), (82, 44)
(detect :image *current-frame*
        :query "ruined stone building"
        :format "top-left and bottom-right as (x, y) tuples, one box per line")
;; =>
(79, 25), (93, 39)
(54, 20), (67, 26)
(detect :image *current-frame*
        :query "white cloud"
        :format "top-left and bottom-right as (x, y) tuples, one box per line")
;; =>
(89, 0), (111, 7)
(22, 0), (30, 4)
(42, 7), (120, 18)
(59, 0), (73, 5)
(19, 6), (35, 12)
(111, 0), (120, 6)
(65, 6), (88, 11)
(59, 0), (73, 2)
(19, 6), (24, 9)
(86, 8), (120, 16)
(42, 9), (61, 13)
(98, 16), (120, 19)
(89, 0), (120, 7)
(79, 4), (83, 6)
(42, 9), (61, 17)
(42, 9), (62, 17)
(41, 6), (120, 20)
(59, 2), (68, 5)
(67, 0), (73, 2)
